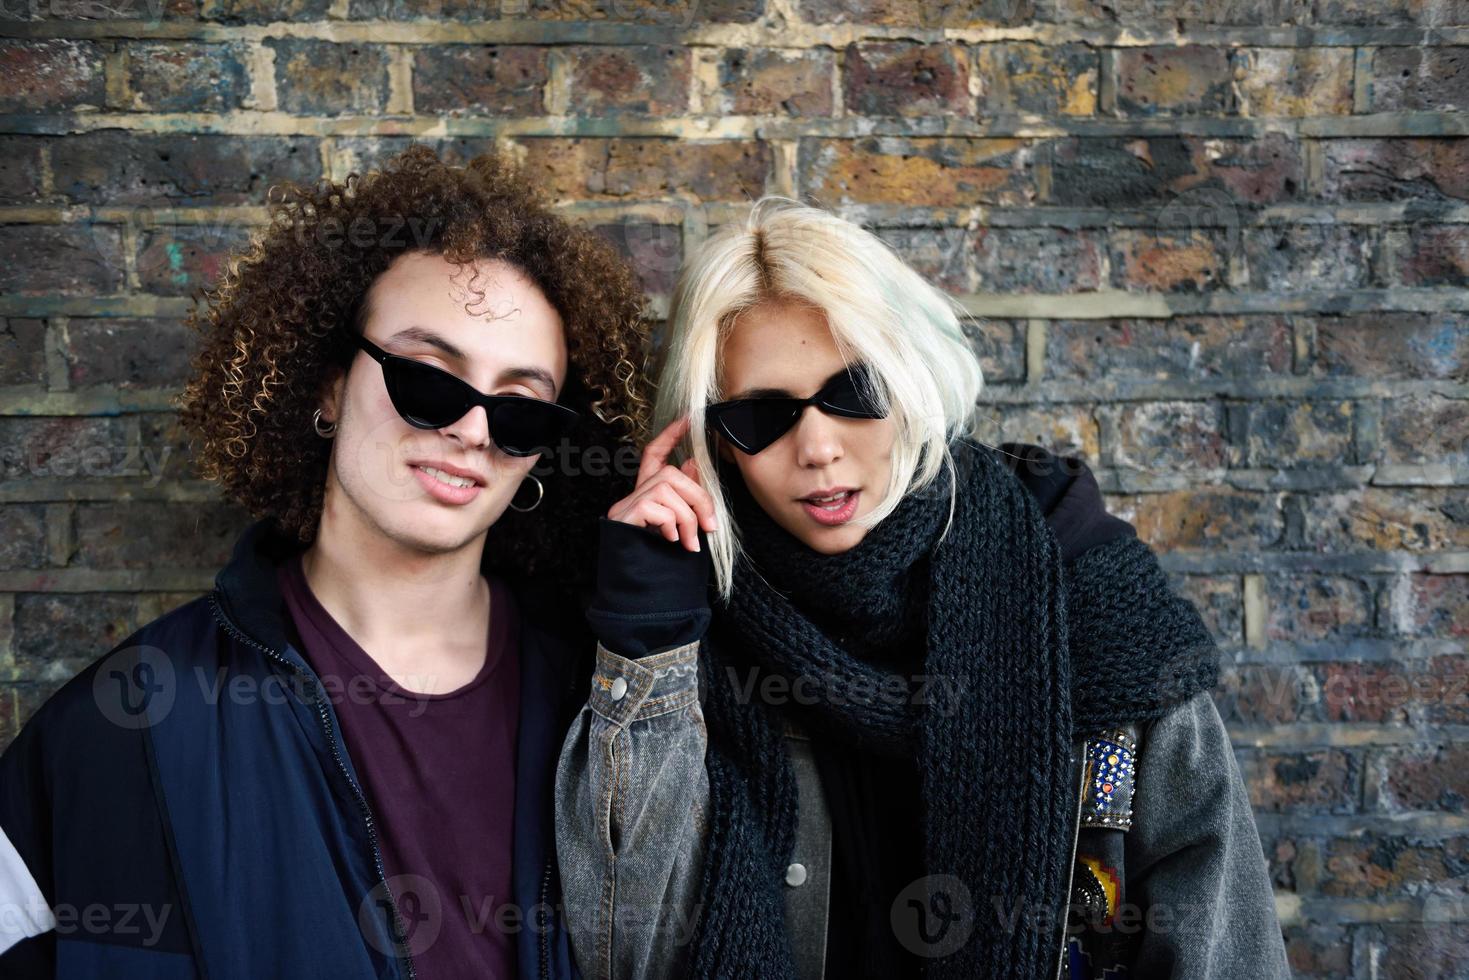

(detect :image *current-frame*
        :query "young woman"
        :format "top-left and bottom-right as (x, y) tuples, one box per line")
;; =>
(556, 197), (1291, 979)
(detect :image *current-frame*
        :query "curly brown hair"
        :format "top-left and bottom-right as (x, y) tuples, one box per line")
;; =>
(176, 143), (651, 586)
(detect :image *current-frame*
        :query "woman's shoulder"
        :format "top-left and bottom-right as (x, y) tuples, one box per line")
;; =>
(986, 440), (1138, 561)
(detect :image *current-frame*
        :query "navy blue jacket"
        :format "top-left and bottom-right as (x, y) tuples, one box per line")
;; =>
(0, 516), (592, 979)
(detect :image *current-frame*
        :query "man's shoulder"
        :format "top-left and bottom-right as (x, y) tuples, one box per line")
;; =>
(13, 592), (222, 747)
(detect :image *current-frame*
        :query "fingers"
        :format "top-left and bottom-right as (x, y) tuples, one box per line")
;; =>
(608, 417), (718, 552)
(610, 481), (702, 550)
(637, 415), (693, 486)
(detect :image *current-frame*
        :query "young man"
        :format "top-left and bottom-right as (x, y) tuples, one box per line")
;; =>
(0, 144), (651, 978)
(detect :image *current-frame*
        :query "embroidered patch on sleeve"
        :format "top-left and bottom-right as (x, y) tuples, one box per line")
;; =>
(1080, 730), (1137, 830)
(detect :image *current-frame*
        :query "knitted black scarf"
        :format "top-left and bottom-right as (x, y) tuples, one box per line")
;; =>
(686, 438), (1221, 979)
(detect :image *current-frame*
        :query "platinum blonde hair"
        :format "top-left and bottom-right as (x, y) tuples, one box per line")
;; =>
(651, 196), (986, 602)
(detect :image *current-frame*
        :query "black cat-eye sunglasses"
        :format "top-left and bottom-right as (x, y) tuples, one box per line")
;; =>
(705, 362), (887, 455)
(343, 329), (578, 457)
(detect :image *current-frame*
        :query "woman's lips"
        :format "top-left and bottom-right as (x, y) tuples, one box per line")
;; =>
(799, 489), (859, 526)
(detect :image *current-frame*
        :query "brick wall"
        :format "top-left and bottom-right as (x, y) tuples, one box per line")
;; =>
(1, 1), (1466, 975)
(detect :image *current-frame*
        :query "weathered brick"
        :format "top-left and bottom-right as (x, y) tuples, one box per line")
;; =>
(200, 0), (332, 21)
(1245, 225), (1377, 292)
(0, 417), (134, 482)
(565, 46), (691, 116)
(1236, 399), (1356, 467)
(1264, 573), (1376, 643)
(976, 42), (1097, 116)
(799, 0), (1032, 26)
(1322, 138), (1469, 205)
(1240, 748), (1361, 813)
(534, 0), (763, 21)
(843, 42), (970, 117)
(1037, 0), (1310, 26)
(1320, 138), (1469, 202)
(1393, 224), (1469, 288)
(1215, 664), (1313, 726)
(9, 0), (197, 19)
(411, 46), (546, 117)
(0, 136), (48, 205)
(977, 403), (1099, 460)
(964, 317), (1026, 383)
(1175, 574), (1243, 643)
(515, 138), (770, 201)
(1311, 313), (1469, 380)
(1110, 229), (1228, 292)
(137, 223), (255, 296)
(0, 318), (47, 387)
(1098, 400), (1228, 470)
(1288, 832), (1469, 899)
(0, 505), (46, 571)
(0, 225), (126, 296)
(1370, 743), (1469, 812)
(1314, 0), (1469, 25)
(51, 133), (321, 206)
(1046, 316), (1294, 380)
(1045, 133), (1303, 207)
(123, 41), (251, 112)
(1399, 574), (1469, 640)
(708, 48), (834, 117)
(1370, 47), (1469, 113)
(589, 221), (680, 298)
(969, 227), (1104, 293)
(1281, 924), (1352, 979)
(13, 593), (142, 679)
(1353, 924), (1469, 980)
(1234, 47), (1355, 116)
(1116, 46), (1234, 117)
(873, 226), (971, 293)
(800, 137), (1036, 206)
(1422, 655), (1469, 724)
(62, 318), (199, 390)
(1301, 487), (1469, 552)
(1110, 487), (1279, 550)
(136, 413), (201, 484)
(350, 0), (762, 22)
(267, 39), (392, 115)
(1380, 392), (1468, 467)
(1317, 661), (1420, 723)
(0, 39), (106, 113)
(73, 500), (245, 571)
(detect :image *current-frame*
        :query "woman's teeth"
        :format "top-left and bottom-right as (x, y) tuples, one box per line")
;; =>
(807, 491), (852, 510)
(416, 465), (476, 488)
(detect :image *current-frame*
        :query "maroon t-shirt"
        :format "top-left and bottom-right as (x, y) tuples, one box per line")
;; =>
(277, 552), (521, 978)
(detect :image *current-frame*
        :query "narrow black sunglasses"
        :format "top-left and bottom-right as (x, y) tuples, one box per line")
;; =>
(706, 362), (887, 455)
(344, 330), (578, 457)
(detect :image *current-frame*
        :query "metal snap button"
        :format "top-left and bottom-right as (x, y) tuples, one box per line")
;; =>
(785, 862), (807, 887)
(609, 676), (628, 701)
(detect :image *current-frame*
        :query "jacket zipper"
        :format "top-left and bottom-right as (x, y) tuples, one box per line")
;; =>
(539, 856), (553, 980)
(208, 590), (419, 980)
(1055, 740), (1088, 979)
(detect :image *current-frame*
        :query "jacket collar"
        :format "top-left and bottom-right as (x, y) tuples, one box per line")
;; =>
(212, 516), (308, 658)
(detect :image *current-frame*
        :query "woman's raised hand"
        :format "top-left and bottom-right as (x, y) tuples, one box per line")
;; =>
(607, 416), (717, 552)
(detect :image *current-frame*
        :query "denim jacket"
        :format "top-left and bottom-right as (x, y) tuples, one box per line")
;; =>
(556, 517), (1291, 980)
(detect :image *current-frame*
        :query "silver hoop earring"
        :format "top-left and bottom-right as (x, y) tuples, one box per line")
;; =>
(509, 474), (543, 513)
(313, 408), (337, 438)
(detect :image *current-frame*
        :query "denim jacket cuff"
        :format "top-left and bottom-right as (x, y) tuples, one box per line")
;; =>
(588, 640), (700, 726)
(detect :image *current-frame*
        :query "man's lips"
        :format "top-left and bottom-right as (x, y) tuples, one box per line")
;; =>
(406, 459), (487, 486)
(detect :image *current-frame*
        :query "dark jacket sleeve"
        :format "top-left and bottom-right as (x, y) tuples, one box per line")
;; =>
(583, 517), (712, 658)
